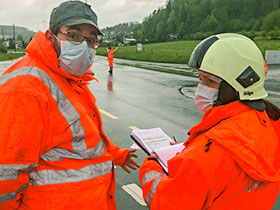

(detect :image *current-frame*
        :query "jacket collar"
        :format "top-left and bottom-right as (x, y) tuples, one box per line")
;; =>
(186, 101), (252, 144)
(186, 101), (280, 182)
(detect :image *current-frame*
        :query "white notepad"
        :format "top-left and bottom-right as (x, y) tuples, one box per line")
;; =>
(130, 127), (184, 174)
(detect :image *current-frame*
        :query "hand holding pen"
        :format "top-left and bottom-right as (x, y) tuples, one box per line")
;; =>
(170, 134), (179, 145)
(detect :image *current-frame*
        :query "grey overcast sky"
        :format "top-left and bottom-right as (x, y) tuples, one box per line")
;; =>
(0, 0), (166, 32)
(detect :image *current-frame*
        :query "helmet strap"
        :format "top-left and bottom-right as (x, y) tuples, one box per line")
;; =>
(242, 100), (265, 112)
(214, 80), (266, 112)
(214, 80), (239, 107)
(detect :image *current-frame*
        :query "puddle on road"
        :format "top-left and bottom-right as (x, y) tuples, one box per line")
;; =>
(107, 75), (114, 91)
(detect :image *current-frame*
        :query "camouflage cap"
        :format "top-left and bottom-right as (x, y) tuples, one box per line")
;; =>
(49, 0), (103, 35)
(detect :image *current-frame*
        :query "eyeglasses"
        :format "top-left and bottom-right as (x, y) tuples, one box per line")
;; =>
(59, 30), (100, 49)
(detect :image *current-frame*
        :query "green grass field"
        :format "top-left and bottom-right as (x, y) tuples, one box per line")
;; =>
(0, 53), (26, 61)
(97, 40), (280, 64)
(255, 40), (280, 55)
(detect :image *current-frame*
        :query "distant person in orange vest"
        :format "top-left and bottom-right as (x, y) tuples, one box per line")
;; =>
(107, 47), (118, 74)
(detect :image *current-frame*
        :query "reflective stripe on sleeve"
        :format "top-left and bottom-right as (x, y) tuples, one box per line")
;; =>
(141, 171), (164, 207)
(141, 171), (164, 186)
(29, 160), (113, 186)
(0, 164), (38, 181)
(41, 140), (106, 161)
(0, 184), (28, 203)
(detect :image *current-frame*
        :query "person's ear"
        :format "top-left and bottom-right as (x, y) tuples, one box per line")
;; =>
(45, 30), (55, 42)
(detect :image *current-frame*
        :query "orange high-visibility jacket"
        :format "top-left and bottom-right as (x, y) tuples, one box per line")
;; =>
(0, 31), (129, 210)
(107, 49), (117, 67)
(140, 101), (280, 210)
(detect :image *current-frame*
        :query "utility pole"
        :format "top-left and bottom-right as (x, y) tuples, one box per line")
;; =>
(13, 24), (16, 53)
(1, 29), (4, 41)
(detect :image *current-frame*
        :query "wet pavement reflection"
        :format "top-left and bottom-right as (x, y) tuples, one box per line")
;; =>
(107, 74), (113, 91)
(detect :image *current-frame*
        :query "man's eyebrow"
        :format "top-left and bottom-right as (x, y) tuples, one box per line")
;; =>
(67, 25), (97, 36)
(67, 25), (82, 32)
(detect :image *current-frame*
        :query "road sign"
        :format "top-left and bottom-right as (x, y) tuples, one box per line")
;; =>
(136, 43), (142, 52)
(265, 50), (280, 64)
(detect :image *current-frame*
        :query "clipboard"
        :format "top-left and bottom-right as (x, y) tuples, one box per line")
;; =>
(130, 134), (169, 175)
(130, 135), (150, 156)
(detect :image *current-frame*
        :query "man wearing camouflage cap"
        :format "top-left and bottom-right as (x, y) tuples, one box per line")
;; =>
(0, 1), (139, 209)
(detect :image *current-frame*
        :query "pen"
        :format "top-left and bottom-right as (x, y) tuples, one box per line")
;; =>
(172, 135), (177, 143)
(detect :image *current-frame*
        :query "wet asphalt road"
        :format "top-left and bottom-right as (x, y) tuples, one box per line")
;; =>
(0, 56), (279, 209)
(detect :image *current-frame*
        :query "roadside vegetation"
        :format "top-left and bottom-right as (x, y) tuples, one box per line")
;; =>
(96, 40), (280, 64)
(135, 0), (280, 43)
(97, 41), (198, 63)
(102, 0), (280, 48)
(0, 53), (26, 61)
(0, 40), (26, 61)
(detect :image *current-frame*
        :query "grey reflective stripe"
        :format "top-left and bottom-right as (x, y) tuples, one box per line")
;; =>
(145, 178), (161, 207)
(141, 171), (164, 186)
(0, 67), (35, 85)
(0, 164), (38, 181)
(29, 160), (113, 186)
(0, 184), (28, 203)
(141, 171), (164, 207)
(0, 67), (86, 151)
(1, 67), (110, 186)
(41, 140), (106, 161)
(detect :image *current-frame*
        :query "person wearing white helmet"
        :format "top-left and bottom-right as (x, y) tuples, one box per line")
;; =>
(139, 33), (280, 209)
(189, 33), (275, 112)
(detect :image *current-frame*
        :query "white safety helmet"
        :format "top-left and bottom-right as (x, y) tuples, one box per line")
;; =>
(188, 33), (267, 100)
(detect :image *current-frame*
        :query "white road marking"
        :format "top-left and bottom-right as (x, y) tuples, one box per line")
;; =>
(268, 90), (280, 96)
(99, 109), (119, 119)
(122, 183), (147, 206)
(179, 87), (195, 99)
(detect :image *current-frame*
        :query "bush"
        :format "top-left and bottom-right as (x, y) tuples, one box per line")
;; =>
(267, 27), (280, 40)
(191, 32), (213, 40)
(0, 41), (7, 53)
(240, 30), (256, 40)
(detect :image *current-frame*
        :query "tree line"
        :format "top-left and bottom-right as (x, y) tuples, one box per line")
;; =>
(139, 0), (280, 42)
(102, 22), (140, 45)
(103, 0), (280, 44)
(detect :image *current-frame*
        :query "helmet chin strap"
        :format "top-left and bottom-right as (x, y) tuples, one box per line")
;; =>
(242, 100), (265, 112)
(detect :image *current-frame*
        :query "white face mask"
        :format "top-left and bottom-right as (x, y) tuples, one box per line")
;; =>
(58, 40), (96, 77)
(194, 83), (219, 112)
